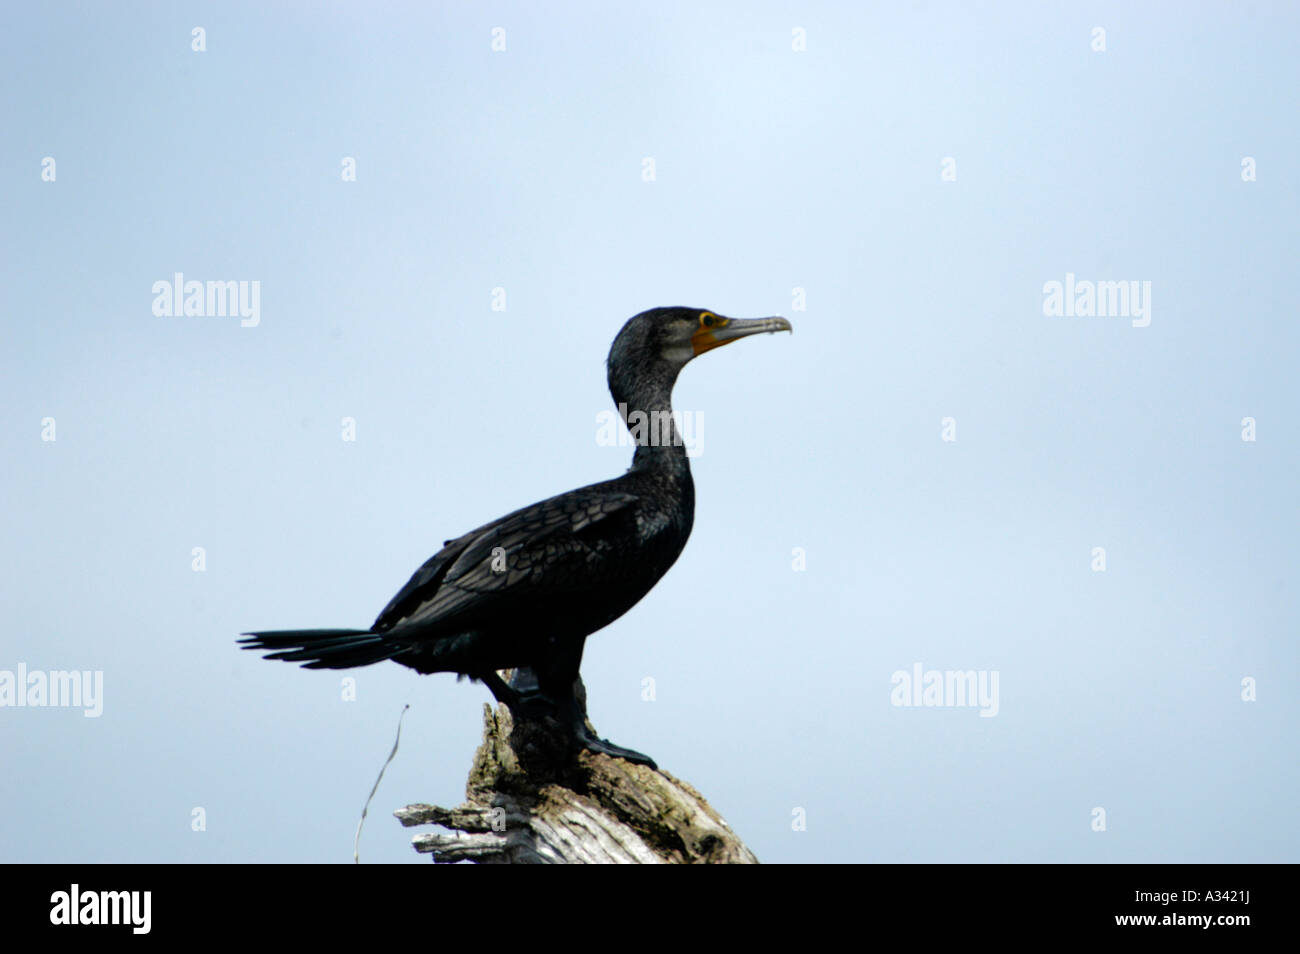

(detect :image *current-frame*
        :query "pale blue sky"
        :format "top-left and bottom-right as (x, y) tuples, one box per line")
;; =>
(2, 1), (1296, 863)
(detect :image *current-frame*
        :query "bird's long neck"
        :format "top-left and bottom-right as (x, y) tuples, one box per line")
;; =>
(613, 368), (691, 477)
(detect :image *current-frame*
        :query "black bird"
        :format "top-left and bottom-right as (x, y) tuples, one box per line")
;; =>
(240, 307), (791, 768)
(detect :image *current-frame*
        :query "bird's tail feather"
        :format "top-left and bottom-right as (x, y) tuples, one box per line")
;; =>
(238, 628), (410, 669)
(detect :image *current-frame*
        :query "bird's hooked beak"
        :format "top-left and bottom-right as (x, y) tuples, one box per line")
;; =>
(691, 315), (793, 357)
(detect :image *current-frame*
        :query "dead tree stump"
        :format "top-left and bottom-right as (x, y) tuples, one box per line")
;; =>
(395, 671), (757, 864)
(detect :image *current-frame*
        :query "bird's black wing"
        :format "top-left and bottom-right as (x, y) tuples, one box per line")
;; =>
(371, 483), (639, 633)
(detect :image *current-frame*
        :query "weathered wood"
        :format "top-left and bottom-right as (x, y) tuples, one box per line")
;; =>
(396, 673), (757, 864)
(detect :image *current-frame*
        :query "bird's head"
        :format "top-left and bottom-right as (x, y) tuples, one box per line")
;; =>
(607, 307), (792, 403)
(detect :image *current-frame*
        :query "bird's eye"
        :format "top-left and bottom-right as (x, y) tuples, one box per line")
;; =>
(699, 312), (716, 328)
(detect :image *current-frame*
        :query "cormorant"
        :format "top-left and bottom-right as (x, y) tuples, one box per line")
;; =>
(240, 307), (791, 768)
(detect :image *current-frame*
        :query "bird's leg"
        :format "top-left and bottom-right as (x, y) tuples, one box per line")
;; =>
(478, 670), (521, 709)
(486, 666), (557, 720)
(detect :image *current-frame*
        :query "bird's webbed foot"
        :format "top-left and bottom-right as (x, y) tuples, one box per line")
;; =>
(569, 718), (658, 770)
(556, 690), (657, 768)
(490, 667), (658, 769)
